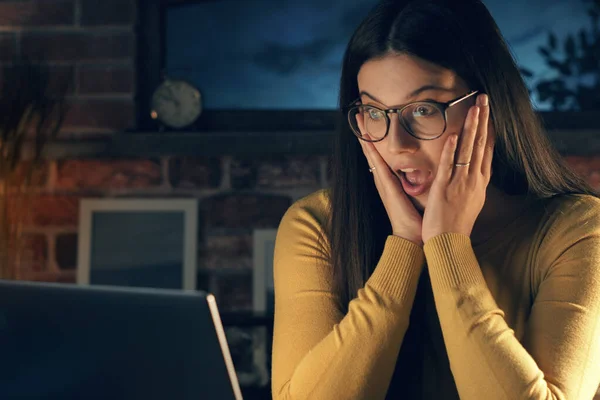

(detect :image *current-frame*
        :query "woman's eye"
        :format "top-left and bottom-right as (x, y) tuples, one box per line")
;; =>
(413, 105), (436, 117)
(367, 108), (384, 120)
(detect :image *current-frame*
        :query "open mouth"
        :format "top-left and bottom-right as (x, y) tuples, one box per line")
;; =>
(401, 172), (422, 186)
(399, 170), (429, 185)
(397, 170), (432, 196)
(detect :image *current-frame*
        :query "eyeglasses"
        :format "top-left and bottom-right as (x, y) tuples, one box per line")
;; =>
(346, 90), (479, 142)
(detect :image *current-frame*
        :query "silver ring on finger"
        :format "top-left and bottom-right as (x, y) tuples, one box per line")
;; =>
(454, 162), (470, 167)
(368, 166), (376, 173)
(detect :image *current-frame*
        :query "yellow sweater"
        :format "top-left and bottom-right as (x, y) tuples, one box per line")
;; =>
(271, 189), (600, 400)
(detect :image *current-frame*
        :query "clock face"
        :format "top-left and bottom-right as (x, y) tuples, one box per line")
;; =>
(150, 79), (202, 129)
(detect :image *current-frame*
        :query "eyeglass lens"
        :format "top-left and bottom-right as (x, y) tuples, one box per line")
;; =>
(349, 102), (446, 140)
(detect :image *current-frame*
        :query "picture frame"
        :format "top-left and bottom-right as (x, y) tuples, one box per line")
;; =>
(252, 228), (278, 314)
(77, 198), (198, 291)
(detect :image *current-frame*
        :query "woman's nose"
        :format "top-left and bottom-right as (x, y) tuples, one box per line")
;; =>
(386, 113), (418, 154)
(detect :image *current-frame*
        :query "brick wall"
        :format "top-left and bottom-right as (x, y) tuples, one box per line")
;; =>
(18, 155), (328, 311)
(0, 0), (137, 136)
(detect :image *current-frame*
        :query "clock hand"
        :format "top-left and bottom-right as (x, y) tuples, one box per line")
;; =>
(166, 86), (181, 106)
(156, 93), (175, 103)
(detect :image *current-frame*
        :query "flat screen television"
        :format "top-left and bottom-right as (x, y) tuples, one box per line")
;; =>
(136, 0), (599, 132)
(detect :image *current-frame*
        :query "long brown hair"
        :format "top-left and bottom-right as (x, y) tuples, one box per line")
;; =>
(328, 0), (598, 311)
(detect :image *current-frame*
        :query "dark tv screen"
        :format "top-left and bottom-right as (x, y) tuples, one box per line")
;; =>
(165, 0), (593, 111)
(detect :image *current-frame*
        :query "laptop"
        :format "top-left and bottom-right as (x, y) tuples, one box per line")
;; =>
(0, 280), (244, 400)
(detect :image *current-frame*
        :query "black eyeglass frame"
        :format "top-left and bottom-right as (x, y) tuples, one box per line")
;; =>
(345, 90), (479, 142)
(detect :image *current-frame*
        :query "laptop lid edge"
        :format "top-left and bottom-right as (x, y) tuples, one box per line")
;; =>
(207, 294), (244, 400)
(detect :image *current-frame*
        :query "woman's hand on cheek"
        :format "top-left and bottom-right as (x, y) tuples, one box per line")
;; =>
(359, 135), (424, 247)
(422, 94), (494, 245)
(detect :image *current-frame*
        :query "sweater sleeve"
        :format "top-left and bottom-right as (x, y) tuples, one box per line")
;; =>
(422, 196), (600, 400)
(271, 199), (425, 400)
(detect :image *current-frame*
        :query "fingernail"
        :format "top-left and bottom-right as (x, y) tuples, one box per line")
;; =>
(478, 94), (489, 107)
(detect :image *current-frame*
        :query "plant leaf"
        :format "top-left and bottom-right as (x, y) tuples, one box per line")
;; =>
(538, 47), (552, 59)
(519, 67), (534, 78)
(547, 59), (571, 75)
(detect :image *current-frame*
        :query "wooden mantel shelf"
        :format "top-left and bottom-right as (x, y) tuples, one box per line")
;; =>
(42, 130), (336, 159)
(41, 126), (600, 159)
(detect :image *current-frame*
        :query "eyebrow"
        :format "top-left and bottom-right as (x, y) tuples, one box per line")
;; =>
(359, 85), (455, 106)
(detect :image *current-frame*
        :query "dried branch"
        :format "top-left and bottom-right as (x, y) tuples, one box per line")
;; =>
(0, 58), (70, 279)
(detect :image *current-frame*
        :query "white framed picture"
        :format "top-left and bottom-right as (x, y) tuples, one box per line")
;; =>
(77, 198), (198, 291)
(252, 229), (278, 314)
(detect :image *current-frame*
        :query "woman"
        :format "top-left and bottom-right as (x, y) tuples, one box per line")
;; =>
(271, 0), (600, 399)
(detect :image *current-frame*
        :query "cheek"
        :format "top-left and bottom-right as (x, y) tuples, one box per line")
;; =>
(429, 142), (450, 174)
(372, 142), (389, 162)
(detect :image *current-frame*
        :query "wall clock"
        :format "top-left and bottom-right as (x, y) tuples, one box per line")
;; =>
(150, 78), (202, 129)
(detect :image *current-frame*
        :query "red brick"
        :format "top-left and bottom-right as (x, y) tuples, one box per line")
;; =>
(257, 156), (321, 188)
(81, 0), (135, 26)
(0, 257), (15, 279)
(202, 234), (252, 270)
(4, 195), (32, 228)
(21, 32), (134, 62)
(55, 233), (77, 270)
(0, 33), (17, 62)
(62, 100), (135, 132)
(6, 161), (49, 188)
(202, 194), (291, 229)
(14, 194), (80, 227)
(169, 157), (221, 189)
(0, 0), (74, 26)
(0, 233), (48, 277)
(56, 159), (162, 191)
(78, 65), (134, 94)
(231, 156), (321, 189)
(56, 272), (76, 283)
(21, 233), (48, 272)
(25, 270), (76, 283)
